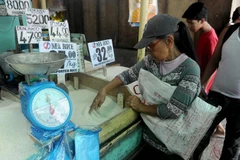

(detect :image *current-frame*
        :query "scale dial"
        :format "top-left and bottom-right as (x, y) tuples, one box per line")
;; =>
(29, 87), (72, 130)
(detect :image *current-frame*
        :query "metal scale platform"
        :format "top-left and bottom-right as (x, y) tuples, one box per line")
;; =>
(2, 52), (143, 159)
(5, 52), (77, 144)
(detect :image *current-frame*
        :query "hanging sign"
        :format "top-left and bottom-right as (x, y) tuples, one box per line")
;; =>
(16, 26), (42, 44)
(87, 39), (115, 68)
(5, 0), (30, 16)
(48, 20), (70, 42)
(25, 8), (50, 29)
(39, 41), (80, 74)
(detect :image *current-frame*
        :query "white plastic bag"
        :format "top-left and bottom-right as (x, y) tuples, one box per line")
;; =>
(127, 69), (221, 160)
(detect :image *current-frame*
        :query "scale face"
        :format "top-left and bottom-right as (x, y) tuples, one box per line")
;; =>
(20, 81), (73, 131)
(31, 87), (71, 129)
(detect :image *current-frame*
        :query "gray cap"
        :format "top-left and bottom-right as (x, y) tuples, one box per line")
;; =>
(134, 14), (180, 49)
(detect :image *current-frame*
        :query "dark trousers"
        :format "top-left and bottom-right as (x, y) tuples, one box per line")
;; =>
(190, 91), (240, 160)
(132, 142), (184, 160)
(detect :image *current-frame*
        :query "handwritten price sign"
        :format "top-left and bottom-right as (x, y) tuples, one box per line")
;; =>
(5, 0), (30, 15)
(88, 39), (115, 68)
(26, 8), (50, 29)
(16, 26), (42, 44)
(48, 20), (70, 42)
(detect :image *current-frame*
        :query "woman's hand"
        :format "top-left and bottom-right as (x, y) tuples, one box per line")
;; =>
(126, 95), (144, 112)
(199, 86), (208, 100)
(89, 88), (107, 114)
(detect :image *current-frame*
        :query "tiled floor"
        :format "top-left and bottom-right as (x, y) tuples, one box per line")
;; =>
(201, 119), (226, 160)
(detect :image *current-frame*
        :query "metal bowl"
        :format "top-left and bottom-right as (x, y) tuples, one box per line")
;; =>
(5, 52), (67, 75)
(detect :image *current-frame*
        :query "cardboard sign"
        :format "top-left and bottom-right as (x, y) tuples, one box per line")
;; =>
(0, 4), (7, 16)
(87, 39), (115, 68)
(48, 20), (70, 42)
(5, 0), (30, 16)
(39, 41), (80, 74)
(16, 26), (42, 44)
(25, 8), (50, 29)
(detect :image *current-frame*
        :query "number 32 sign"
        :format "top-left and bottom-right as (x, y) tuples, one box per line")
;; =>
(88, 39), (115, 68)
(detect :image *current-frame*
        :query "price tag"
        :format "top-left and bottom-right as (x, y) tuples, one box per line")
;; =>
(48, 20), (70, 42)
(87, 39), (115, 68)
(16, 26), (42, 44)
(5, 0), (30, 16)
(0, 4), (7, 16)
(39, 41), (79, 74)
(25, 8), (50, 29)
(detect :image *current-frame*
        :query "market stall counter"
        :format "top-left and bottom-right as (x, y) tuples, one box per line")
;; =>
(0, 69), (142, 160)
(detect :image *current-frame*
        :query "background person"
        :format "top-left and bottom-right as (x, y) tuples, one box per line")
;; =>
(211, 6), (240, 137)
(182, 2), (218, 94)
(182, 2), (224, 136)
(231, 6), (240, 24)
(190, 15), (240, 160)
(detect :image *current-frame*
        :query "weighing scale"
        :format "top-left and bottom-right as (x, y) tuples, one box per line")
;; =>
(5, 52), (77, 144)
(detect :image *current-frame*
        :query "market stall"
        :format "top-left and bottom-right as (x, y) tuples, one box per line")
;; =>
(0, 0), (145, 159)
(0, 59), (142, 160)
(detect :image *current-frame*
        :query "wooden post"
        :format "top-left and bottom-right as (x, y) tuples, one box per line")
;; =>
(32, 0), (40, 8)
(137, 0), (149, 62)
(40, 0), (47, 9)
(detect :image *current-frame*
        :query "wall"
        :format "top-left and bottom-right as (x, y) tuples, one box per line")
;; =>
(0, 16), (20, 53)
(66, 0), (233, 49)
(0, 1), (234, 57)
(200, 0), (233, 35)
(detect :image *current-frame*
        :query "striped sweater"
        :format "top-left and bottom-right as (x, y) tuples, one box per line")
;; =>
(117, 54), (201, 154)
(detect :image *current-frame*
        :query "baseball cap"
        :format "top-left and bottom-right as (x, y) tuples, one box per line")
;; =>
(134, 14), (180, 49)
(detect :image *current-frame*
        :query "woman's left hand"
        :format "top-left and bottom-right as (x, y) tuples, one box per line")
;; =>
(199, 86), (208, 100)
(126, 95), (144, 112)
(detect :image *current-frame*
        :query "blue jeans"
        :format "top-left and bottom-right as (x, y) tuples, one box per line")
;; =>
(190, 91), (240, 160)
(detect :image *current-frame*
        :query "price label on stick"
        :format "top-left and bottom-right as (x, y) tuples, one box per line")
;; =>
(16, 26), (43, 44)
(88, 39), (115, 68)
(5, 0), (30, 16)
(26, 8), (50, 29)
(39, 41), (79, 74)
(48, 20), (70, 42)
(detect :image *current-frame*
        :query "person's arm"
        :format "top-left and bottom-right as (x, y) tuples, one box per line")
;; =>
(126, 95), (158, 116)
(127, 60), (201, 119)
(201, 27), (228, 85)
(89, 55), (150, 113)
(202, 35), (218, 89)
(157, 62), (201, 119)
(89, 76), (123, 113)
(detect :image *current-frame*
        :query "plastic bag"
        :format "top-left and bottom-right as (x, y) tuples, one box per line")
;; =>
(128, 69), (221, 160)
(28, 130), (73, 160)
(44, 131), (73, 160)
(74, 125), (102, 160)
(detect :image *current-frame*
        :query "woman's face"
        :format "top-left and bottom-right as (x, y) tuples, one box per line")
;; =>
(147, 38), (170, 63)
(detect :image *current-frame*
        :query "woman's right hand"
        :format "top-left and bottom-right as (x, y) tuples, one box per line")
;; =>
(199, 86), (208, 100)
(89, 88), (107, 114)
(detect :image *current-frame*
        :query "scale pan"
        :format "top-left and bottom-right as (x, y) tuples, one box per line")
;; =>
(5, 52), (67, 75)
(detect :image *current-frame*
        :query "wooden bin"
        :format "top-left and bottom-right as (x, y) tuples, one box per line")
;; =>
(68, 72), (140, 145)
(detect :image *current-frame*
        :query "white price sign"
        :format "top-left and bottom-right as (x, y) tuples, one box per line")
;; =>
(26, 8), (50, 29)
(0, 4), (7, 16)
(48, 20), (70, 42)
(39, 41), (79, 74)
(5, 0), (30, 16)
(16, 26), (42, 44)
(88, 39), (115, 68)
